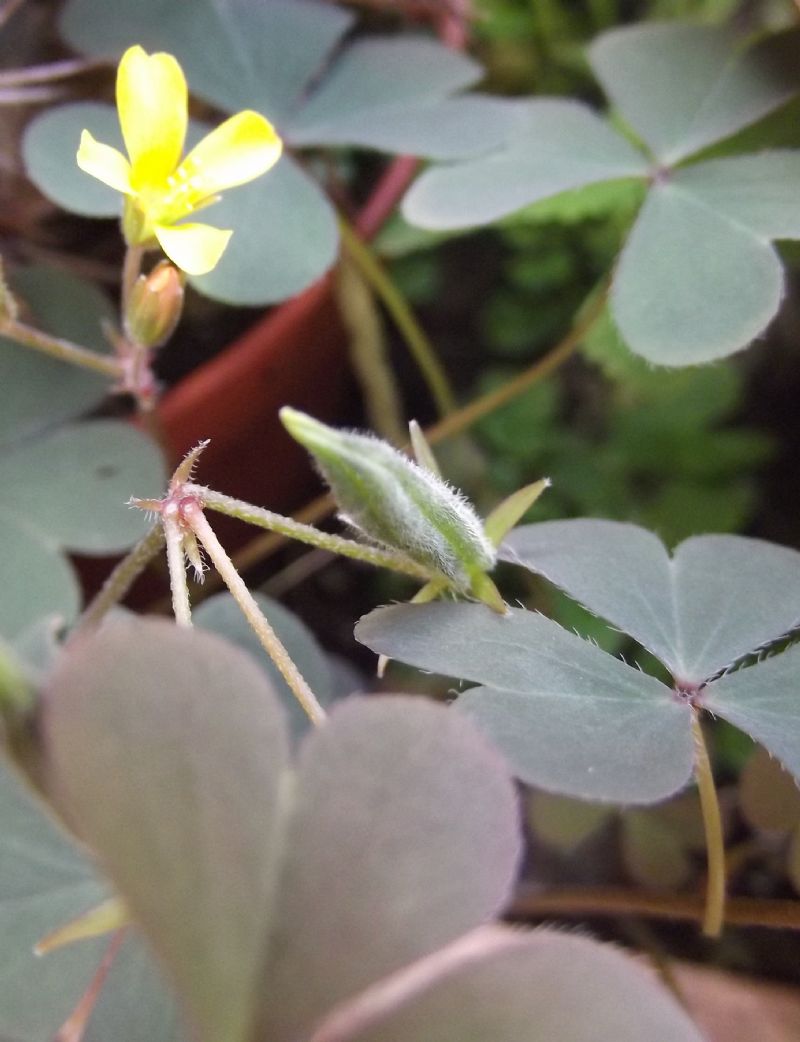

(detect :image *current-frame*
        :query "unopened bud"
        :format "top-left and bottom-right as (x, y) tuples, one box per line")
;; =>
(124, 261), (184, 348)
(280, 408), (496, 591)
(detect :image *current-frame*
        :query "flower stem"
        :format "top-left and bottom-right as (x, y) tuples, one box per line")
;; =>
(121, 244), (144, 314)
(164, 515), (192, 627)
(692, 710), (727, 937)
(338, 216), (456, 417)
(187, 484), (434, 582)
(183, 502), (326, 726)
(0, 317), (122, 378)
(73, 523), (165, 637)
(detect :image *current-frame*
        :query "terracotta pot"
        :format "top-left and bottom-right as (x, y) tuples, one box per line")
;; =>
(158, 273), (348, 520)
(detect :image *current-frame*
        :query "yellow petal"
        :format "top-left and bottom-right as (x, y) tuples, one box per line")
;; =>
(76, 130), (131, 193)
(154, 221), (232, 276)
(176, 110), (283, 206)
(116, 45), (187, 189)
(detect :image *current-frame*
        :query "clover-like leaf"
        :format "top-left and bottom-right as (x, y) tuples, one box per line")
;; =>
(0, 264), (115, 446)
(0, 758), (185, 1042)
(588, 23), (800, 165)
(402, 23), (800, 366)
(41, 619), (702, 1042)
(403, 100), (648, 230)
(0, 417), (164, 640)
(0, 420), (164, 554)
(357, 520), (800, 798)
(193, 591), (337, 742)
(356, 602), (694, 803)
(611, 182), (784, 365)
(61, 0), (355, 127)
(500, 520), (800, 683)
(45, 617), (292, 1042)
(322, 929), (705, 1042)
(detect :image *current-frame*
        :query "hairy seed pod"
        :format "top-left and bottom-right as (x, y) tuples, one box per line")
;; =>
(281, 408), (496, 589)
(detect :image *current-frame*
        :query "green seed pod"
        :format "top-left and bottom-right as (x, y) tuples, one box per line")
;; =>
(281, 408), (496, 590)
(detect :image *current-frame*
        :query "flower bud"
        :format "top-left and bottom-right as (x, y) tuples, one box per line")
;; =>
(281, 408), (496, 591)
(124, 261), (184, 348)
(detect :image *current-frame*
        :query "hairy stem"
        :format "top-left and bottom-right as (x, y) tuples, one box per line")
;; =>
(338, 217), (456, 417)
(163, 515), (192, 627)
(150, 285), (608, 610)
(73, 523), (165, 637)
(692, 710), (727, 937)
(183, 502), (326, 726)
(0, 318), (122, 378)
(187, 484), (433, 582)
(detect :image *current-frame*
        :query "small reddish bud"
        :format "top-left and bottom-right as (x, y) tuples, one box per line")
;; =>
(123, 260), (184, 348)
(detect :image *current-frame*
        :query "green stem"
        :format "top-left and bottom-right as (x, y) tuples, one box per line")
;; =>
(72, 523), (165, 637)
(186, 484), (434, 583)
(336, 252), (406, 445)
(183, 502), (326, 726)
(163, 515), (192, 627)
(121, 244), (144, 315)
(338, 217), (456, 417)
(0, 318), (122, 379)
(692, 710), (727, 937)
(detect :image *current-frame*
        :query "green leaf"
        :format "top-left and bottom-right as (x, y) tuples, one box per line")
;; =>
(674, 152), (800, 239)
(401, 100), (648, 230)
(60, 0), (354, 127)
(45, 617), (291, 1042)
(260, 697), (521, 1042)
(0, 758), (109, 1042)
(193, 591), (336, 742)
(0, 265), (115, 446)
(23, 102), (122, 217)
(0, 759), (185, 1042)
(331, 930), (705, 1042)
(287, 39), (508, 159)
(0, 421), (164, 553)
(355, 603), (693, 803)
(0, 514), (79, 640)
(294, 94), (518, 161)
(45, 621), (525, 1042)
(706, 645), (800, 787)
(189, 154), (338, 306)
(500, 520), (800, 683)
(589, 24), (800, 164)
(612, 183), (783, 365)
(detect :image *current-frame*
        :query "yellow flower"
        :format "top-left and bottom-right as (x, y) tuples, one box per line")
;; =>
(77, 45), (283, 275)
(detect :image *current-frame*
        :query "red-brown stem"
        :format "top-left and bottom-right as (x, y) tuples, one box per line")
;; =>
(54, 929), (127, 1042)
(355, 156), (421, 241)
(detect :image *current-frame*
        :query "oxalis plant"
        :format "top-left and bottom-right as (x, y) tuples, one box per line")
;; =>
(1, 8), (800, 1042)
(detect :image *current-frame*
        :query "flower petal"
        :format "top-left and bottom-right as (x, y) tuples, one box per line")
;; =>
(154, 222), (232, 276)
(117, 45), (187, 189)
(76, 130), (132, 193)
(177, 110), (283, 206)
